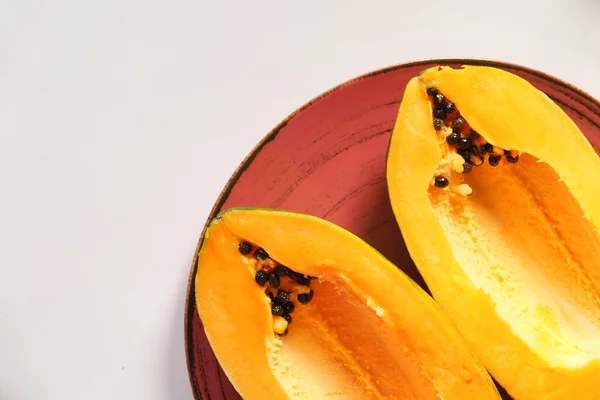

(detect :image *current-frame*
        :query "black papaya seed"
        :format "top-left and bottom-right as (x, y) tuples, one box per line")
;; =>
(238, 241), (252, 255)
(254, 248), (269, 260)
(446, 131), (460, 145)
(276, 290), (291, 302)
(457, 148), (471, 161)
(451, 117), (465, 131)
(298, 290), (314, 304)
(296, 275), (310, 286)
(274, 265), (289, 277)
(470, 145), (482, 158)
(269, 274), (280, 289)
(286, 270), (300, 281)
(505, 150), (519, 163)
(271, 303), (284, 316)
(463, 161), (473, 173)
(489, 154), (501, 166)
(434, 176), (449, 188)
(457, 136), (472, 150)
(283, 302), (295, 314)
(255, 270), (269, 286)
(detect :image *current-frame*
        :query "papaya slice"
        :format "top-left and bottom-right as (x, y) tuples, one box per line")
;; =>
(387, 65), (600, 400)
(195, 208), (501, 400)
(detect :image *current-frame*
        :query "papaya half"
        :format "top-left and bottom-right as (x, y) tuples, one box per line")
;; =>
(195, 208), (501, 399)
(387, 65), (600, 400)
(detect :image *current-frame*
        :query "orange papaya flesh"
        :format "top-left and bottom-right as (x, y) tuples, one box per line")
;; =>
(196, 208), (501, 400)
(387, 65), (600, 400)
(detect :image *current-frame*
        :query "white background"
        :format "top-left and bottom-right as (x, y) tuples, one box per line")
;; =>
(1, 1), (599, 399)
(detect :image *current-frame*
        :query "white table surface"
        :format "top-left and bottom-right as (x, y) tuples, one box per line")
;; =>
(2, 1), (600, 399)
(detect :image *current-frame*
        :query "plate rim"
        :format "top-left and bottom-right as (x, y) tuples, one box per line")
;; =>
(183, 57), (600, 399)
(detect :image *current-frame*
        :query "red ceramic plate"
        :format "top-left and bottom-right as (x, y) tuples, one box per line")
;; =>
(185, 59), (600, 399)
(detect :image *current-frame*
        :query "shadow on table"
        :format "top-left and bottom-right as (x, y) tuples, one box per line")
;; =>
(162, 262), (195, 400)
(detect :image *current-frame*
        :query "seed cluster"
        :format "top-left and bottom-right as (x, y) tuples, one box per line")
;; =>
(426, 87), (520, 188)
(238, 240), (316, 337)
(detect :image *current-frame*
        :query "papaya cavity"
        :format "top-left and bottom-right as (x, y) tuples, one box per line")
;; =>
(237, 240), (315, 337)
(387, 65), (600, 400)
(196, 208), (501, 400)
(425, 86), (522, 197)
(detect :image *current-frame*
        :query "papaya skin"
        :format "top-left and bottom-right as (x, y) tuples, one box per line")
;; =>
(387, 65), (600, 400)
(195, 207), (501, 400)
